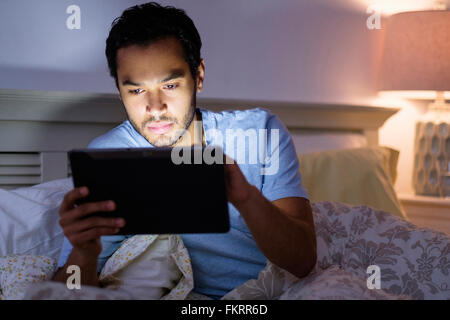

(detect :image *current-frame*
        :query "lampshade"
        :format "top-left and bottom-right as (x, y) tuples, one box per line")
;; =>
(378, 10), (450, 98)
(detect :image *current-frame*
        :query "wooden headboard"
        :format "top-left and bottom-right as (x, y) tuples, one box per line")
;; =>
(0, 88), (399, 189)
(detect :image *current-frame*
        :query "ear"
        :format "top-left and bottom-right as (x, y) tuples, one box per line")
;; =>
(196, 58), (205, 93)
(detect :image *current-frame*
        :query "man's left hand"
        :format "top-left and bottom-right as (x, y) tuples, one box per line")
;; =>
(223, 155), (254, 207)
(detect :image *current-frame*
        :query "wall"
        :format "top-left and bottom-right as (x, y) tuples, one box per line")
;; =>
(0, 0), (383, 103)
(0, 0), (437, 194)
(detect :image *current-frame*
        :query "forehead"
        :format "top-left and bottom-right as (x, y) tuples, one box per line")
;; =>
(116, 37), (189, 82)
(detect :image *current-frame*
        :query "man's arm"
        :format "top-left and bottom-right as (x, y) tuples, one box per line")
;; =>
(238, 189), (316, 278)
(225, 160), (317, 279)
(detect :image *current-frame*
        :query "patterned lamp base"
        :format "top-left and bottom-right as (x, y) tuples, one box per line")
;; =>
(413, 109), (450, 197)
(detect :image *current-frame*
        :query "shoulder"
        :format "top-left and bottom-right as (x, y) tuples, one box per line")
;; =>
(200, 107), (281, 130)
(88, 121), (139, 149)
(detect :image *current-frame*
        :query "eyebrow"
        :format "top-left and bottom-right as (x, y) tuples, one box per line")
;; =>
(122, 69), (186, 86)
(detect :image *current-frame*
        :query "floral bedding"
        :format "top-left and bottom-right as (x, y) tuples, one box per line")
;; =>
(1, 201), (449, 300)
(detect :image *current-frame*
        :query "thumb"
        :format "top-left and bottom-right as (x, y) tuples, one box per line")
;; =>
(223, 153), (236, 165)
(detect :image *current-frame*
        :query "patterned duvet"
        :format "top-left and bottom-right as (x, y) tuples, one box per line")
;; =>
(1, 201), (449, 300)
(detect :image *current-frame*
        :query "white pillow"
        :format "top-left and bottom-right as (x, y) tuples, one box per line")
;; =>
(0, 178), (73, 259)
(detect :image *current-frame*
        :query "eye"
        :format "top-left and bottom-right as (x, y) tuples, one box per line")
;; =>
(163, 84), (178, 90)
(129, 88), (144, 95)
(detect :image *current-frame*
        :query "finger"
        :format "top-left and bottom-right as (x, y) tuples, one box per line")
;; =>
(71, 200), (116, 220)
(59, 187), (89, 214)
(69, 227), (120, 247)
(59, 200), (116, 227)
(223, 153), (236, 165)
(223, 155), (240, 175)
(64, 215), (125, 235)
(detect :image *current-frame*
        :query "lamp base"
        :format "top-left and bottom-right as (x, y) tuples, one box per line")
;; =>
(412, 101), (450, 197)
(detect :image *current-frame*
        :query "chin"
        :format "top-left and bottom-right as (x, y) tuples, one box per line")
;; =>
(146, 133), (180, 147)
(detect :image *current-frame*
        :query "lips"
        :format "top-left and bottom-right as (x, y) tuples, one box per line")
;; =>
(147, 122), (174, 134)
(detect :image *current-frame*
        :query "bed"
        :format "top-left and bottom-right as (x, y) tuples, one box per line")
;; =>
(0, 88), (449, 300)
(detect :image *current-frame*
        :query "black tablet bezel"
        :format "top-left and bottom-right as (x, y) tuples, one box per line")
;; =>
(68, 147), (230, 235)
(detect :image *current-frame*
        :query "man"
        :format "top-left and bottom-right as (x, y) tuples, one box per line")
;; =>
(54, 2), (316, 299)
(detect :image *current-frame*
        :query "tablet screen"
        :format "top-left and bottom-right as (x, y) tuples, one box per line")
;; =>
(68, 147), (230, 234)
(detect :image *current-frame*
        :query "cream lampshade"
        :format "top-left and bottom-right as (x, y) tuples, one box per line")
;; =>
(378, 10), (450, 197)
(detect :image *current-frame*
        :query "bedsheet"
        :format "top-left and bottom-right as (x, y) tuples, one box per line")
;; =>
(2, 201), (448, 300)
(1, 234), (193, 300)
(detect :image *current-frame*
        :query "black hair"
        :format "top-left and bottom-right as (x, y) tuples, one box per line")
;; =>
(105, 2), (202, 88)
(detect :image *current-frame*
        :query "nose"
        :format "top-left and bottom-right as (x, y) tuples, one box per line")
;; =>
(145, 92), (167, 117)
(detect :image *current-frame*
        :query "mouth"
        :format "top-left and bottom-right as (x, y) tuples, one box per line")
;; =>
(147, 122), (174, 135)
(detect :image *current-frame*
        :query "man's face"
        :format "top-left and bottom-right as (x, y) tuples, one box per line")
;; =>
(116, 37), (204, 147)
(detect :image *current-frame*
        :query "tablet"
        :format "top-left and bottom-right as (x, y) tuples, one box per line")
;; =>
(68, 147), (230, 235)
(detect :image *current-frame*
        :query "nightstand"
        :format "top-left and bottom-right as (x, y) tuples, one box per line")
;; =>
(398, 194), (450, 235)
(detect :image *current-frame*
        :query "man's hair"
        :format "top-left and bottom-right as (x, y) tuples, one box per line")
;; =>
(105, 2), (202, 88)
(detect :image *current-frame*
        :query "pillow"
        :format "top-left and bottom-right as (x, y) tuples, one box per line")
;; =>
(297, 146), (406, 219)
(0, 178), (73, 258)
(290, 130), (368, 154)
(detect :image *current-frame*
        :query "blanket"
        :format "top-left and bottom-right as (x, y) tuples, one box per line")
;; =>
(1, 178), (449, 300)
(1, 234), (193, 300)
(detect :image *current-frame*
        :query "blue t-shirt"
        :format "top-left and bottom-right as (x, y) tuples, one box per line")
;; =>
(58, 107), (308, 299)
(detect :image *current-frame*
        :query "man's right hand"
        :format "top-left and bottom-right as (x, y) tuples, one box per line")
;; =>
(58, 186), (125, 262)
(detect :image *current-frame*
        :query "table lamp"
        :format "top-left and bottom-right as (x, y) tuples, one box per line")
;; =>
(378, 10), (450, 197)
